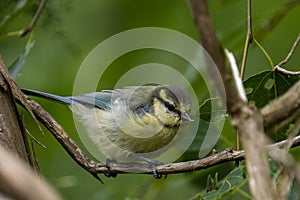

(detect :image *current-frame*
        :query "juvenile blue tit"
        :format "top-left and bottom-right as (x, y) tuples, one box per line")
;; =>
(22, 86), (193, 172)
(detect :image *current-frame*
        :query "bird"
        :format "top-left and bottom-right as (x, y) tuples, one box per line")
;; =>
(22, 85), (193, 178)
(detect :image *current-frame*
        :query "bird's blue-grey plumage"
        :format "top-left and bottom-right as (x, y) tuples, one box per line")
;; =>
(22, 86), (193, 162)
(21, 89), (112, 110)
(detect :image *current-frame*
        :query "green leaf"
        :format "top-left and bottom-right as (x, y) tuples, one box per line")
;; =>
(244, 70), (300, 141)
(193, 166), (248, 200)
(9, 41), (35, 79)
(244, 70), (300, 108)
(199, 98), (227, 122)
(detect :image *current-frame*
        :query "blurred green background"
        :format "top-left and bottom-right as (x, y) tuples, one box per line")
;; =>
(0, 0), (300, 199)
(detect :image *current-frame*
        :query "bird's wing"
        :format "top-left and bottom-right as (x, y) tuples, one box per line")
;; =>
(72, 86), (156, 111)
(70, 91), (114, 110)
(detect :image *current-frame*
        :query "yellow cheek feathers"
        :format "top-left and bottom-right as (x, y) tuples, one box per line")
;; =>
(153, 98), (180, 127)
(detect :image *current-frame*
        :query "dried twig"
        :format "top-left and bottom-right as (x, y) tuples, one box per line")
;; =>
(238, 0), (257, 160)
(277, 34), (300, 67)
(240, 0), (253, 79)
(19, 115), (35, 170)
(274, 34), (300, 75)
(19, 0), (47, 37)
(274, 66), (300, 75)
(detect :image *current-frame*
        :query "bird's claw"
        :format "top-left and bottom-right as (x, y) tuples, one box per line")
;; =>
(152, 167), (163, 179)
(104, 159), (118, 178)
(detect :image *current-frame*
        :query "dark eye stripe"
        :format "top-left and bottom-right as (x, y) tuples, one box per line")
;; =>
(157, 97), (181, 116)
(165, 101), (175, 112)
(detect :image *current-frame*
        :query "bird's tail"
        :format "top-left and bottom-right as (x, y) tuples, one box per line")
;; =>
(22, 89), (73, 106)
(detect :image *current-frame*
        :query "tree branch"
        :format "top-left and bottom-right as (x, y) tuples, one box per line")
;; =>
(0, 58), (33, 166)
(189, 0), (276, 199)
(0, 145), (61, 200)
(189, 0), (230, 107)
(261, 80), (300, 129)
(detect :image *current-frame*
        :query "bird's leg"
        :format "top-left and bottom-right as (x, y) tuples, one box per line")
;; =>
(105, 156), (166, 179)
(132, 153), (164, 179)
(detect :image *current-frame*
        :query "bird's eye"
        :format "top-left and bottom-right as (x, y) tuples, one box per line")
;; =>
(155, 96), (181, 116)
(164, 101), (182, 117)
(165, 102), (176, 112)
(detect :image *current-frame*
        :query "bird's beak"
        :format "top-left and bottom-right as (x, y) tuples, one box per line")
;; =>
(182, 112), (193, 122)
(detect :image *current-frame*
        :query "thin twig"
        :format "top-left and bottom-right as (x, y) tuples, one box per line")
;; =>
(240, 0), (253, 79)
(277, 34), (300, 67)
(274, 34), (300, 75)
(274, 66), (300, 75)
(30, 139), (41, 176)
(19, 0), (47, 37)
(19, 115), (35, 170)
(236, 0), (253, 155)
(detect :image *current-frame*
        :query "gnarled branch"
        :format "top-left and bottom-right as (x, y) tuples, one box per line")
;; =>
(261, 80), (300, 129)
